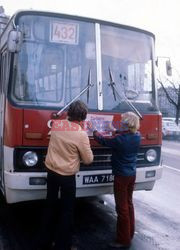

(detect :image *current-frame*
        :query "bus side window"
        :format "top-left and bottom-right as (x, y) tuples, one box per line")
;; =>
(0, 53), (7, 94)
(0, 52), (11, 96)
(0, 54), (2, 94)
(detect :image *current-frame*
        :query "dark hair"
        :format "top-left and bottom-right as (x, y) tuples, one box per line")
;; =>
(67, 100), (88, 122)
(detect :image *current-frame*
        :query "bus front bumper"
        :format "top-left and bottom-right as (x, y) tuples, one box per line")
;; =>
(4, 165), (163, 203)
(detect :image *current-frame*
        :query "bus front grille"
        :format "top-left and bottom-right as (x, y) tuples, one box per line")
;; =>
(80, 148), (112, 170)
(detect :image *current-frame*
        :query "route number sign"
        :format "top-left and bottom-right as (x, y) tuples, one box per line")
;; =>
(51, 21), (79, 44)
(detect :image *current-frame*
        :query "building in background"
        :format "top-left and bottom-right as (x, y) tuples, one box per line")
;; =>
(0, 6), (9, 35)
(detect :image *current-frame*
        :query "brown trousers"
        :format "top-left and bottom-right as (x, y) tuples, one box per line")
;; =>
(114, 175), (136, 245)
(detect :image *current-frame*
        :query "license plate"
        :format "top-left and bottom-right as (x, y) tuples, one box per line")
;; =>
(83, 174), (114, 185)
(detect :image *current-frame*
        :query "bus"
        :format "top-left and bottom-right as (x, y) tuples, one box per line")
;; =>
(0, 10), (162, 203)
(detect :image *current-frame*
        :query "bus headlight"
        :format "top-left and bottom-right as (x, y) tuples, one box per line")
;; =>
(22, 151), (38, 167)
(145, 149), (157, 162)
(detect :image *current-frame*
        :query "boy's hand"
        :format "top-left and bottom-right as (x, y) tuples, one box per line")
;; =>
(87, 121), (97, 132)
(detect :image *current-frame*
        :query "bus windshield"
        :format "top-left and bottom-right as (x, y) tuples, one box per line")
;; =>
(101, 25), (155, 112)
(10, 13), (156, 112)
(11, 15), (98, 109)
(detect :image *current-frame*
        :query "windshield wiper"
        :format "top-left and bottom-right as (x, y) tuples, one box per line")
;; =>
(87, 69), (92, 103)
(108, 67), (142, 119)
(108, 68), (117, 101)
(54, 69), (94, 117)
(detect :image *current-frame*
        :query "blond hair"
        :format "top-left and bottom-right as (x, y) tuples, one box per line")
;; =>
(121, 112), (140, 133)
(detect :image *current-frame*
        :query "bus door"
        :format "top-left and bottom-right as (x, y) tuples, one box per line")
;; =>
(0, 51), (8, 188)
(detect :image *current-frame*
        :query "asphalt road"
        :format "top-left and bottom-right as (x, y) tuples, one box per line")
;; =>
(0, 140), (180, 250)
(133, 139), (180, 250)
(161, 140), (180, 171)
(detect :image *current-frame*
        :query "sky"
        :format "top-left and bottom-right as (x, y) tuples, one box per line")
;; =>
(1, 0), (180, 78)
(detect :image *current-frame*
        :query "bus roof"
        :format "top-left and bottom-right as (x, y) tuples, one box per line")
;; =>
(12, 9), (155, 38)
(0, 9), (155, 50)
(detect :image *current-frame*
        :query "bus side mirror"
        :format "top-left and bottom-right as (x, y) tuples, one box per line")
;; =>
(155, 57), (158, 67)
(7, 30), (23, 52)
(166, 59), (172, 76)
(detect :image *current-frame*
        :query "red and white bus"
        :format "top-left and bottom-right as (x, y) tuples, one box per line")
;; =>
(0, 10), (162, 203)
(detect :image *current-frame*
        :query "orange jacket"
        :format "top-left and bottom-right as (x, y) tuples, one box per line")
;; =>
(45, 120), (93, 175)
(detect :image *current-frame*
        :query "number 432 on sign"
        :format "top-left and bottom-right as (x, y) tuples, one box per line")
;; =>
(51, 21), (79, 45)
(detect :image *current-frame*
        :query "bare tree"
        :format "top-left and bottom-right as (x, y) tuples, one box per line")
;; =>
(158, 77), (180, 125)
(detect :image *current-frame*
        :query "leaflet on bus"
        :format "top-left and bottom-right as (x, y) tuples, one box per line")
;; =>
(86, 114), (115, 136)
